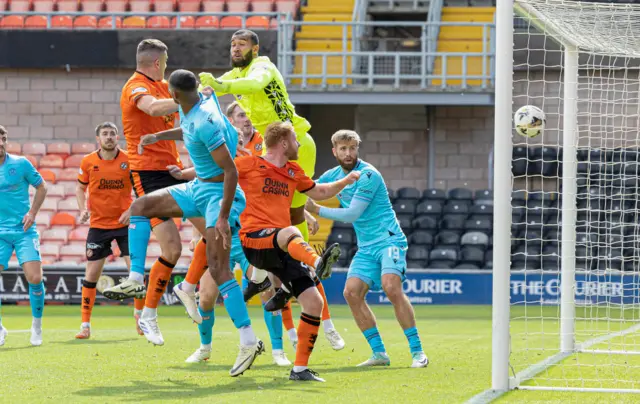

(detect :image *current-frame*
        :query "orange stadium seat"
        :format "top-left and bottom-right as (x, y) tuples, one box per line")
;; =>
(195, 15), (218, 28)
(41, 197), (61, 212)
(226, 0), (248, 12)
(201, 0), (222, 12)
(51, 15), (73, 28)
(153, 0), (174, 11)
(71, 142), (95, 154)
(171, 15), (194, 28)
(74, 15), (98, 27)
(51, 212), (76, 226)
(0, 15), (25, 28)
(69, 226), (89, 241)
(47, 142), (71, 157)
(6, 143), (21, 154)
(57, 167), (78, 181)
(58, 198), (79, 211)
(40, 154), (64, 168)
(57, 0), (79, 11)
(98, 16), (122, 28)
(39, 169), (57, 183)
(81, 0), (103, 12)
(23, 142), (46, 155)
(48, 184), (65, 197)
(123, 15), (146, 28)
(177, 0), (199, 11)
(147, 15), (170, 28)
(9, 0), (31, 12)
(252, 0), (273, 12)
(24, 15), (48, 28)
(36, 212), (52, 228)
(65, 154), (84, 168)
(129, 0), (150, 11)
(220, 15), (242, 28)
(275, 0), (297, 14)
(32, 0), (53, 11)
(104, 0), (125, 11)
(246, 15), (269, 29)
(24, 155), (39, 168)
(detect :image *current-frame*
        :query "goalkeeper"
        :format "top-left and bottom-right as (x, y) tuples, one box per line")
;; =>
(199, 29), (345, 351)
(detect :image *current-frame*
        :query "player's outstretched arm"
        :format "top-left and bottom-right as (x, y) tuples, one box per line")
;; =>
(139, 128), (184, 154)
(199, 63), (274, 95)
(304, 171), (360, 201)
(307, 197), (369, 224)
(136, 94), (179, 117)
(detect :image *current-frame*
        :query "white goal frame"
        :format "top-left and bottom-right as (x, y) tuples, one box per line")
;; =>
(487, 0), (640, 399)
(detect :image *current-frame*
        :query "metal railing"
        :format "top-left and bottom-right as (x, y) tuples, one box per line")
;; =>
(426, 0), (444, 74)
(366, 0), (431, 12)
(279, 20), (495, 90)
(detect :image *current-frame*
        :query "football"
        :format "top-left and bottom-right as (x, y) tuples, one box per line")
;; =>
(514, 105), (545, 138)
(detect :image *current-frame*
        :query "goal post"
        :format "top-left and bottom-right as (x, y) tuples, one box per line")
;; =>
(492, 0), (640, 395)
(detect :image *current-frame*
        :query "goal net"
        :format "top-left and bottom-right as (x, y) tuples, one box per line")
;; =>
(500, 0), (640, 393)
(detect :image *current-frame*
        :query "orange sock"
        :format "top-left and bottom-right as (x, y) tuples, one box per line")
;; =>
(185, 239), (208, 285)
(145, 257), (175, 309)
(287, 235), (319, 269)
(294, 312), (321, 367)
(134, 297), (145, 311)
(282, 301), (295, 331)
(314, 278), (331, 321)
(81, 281), (97, 323)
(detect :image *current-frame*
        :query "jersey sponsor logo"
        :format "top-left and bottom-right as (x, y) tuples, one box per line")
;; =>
(259, 228), (275, 236)
(131, 87), (148, 94)
(8, 168), (16, 176)
(262, 178), (290, 197)
(98, 178), (126, 190)
(120, 162), (128, 170)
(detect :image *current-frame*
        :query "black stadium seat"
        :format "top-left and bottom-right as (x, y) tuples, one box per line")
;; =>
(443, 201), (470, 217)
(396, 214), (413, 232)
(408, 230), (433, 246)
(387, 187), (396, 200)
(332, 221), (352, 229)
(393, 199), (417, 215)
(434, 230), (460, 247)
(464, 218), (492, 234)
(397, 187), (421, 200)
(461, 231), (489, 248)
(407, 245), (430, 261)
(429, 247), (458, 262)
(448, 188), (473, 202)
(416, 200), (443, 216)
(455, 263), (480, 270)
(460, 245), (484, 267)
(440, 215), (466, 233)
(412, 215), (439, 234)
(422, 188), (447, 201)
(470, 203), (493, 217)
(407, 260), (428, 269)
(474, 189), (493, 202)
(328, 229), (354, 245)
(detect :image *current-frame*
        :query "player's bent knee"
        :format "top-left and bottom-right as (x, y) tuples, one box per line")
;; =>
(22, 261), (43, 284)
(276, 226), (302, 250)
(382, 275), (404, 301)
(130, 197), (146, 216)
(343, 286), (361, 304)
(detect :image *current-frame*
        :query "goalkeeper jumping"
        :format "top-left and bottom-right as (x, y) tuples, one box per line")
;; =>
(199, 29), (345, 351)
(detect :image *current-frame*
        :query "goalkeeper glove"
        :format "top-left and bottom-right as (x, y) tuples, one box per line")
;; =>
(198, 72), (229, 93)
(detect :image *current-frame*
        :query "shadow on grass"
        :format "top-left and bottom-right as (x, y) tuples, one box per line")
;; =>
(52, 338), (138, 345)
(0, 345), (40, 352)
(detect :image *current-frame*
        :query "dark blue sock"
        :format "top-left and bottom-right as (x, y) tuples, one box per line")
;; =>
(363, 327), (386, 354)
(263, 304), (283, 350)
(128, 216), (151, 276)
(198, 307), (215, 345)
(28, 282), (45, 319)
(219, 279), (251, 329)
(404, 326), (423, 354)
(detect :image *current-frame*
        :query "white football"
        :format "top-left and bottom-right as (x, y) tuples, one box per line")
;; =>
(514, 105), (545, 138)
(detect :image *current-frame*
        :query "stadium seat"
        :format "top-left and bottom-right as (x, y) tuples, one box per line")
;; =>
(397, 187), (421, 200)
(58, 198), (79, 211)
(195, 15), (219, 28)
(387, 188), (396, 200)
(0, 15), (25, 28)
(412, 215), (438, 233)
(154, 0), (175, 11)
(47, 184), (65, 198)
(226, 0), (248, 12)
(57, 168), (78, 181)
(177, 0), (199, 11)
(64, 154), (84, 168)
(47, 142), (71, 157)
(40, 243), (60, 259)
(58, 0), (79, 11)
(41, 197), (61, 212)
(328, 228), (353, 245)
(408, 230), (433, 246)
(51, 212), (76, 226)
(396, 214), (413, 233)
(443, 201), (470, 217)
(60, 243), (86, 259)
(33, 0), (54, 11)
(73, 14), (98, 28)
(407, 259), (428, 269)
(474, 189), (493, 201)
(36, 212), (52, 228)
(220, 16), (243, 28)
(422, 188), (446, 201)
(461, 231), (489, 248)
(147, 15), (171, 28)
(448, 188), (473, 202)
(147, 243), (163, 258)
(275, 0), (298, 14)
(42, 227), (69, 243)
(58, 181), (76, 197)
(39, 169), (56, 183)
(171, 15), (194, 28)
(23, 142), (46, 156)
(440, 215), (466, 233)
(455, 263), (480, 270)
(464, 218), (492, 235)
(201, 0), (223, 11)
(81, 0), (103, 11)
(407, 245), (430, 261)
(24, 15), (47, 29)
(460, 245), (484, 267)
(393, 199), (417, 215)
(434, 230), (460, 247)
(40, 154), (64, 168)
(104, 0), (125, 11)
(269, 17), (279, 29)
(69, 226), (90, 241)
(246, 15), (270, 29)
(252, 0), (273, 12)
(98, 16), (122, 28)
(470, 203), (492, 217)
(24, 155), (39, 168)
(71, 142), (95, 154)
(416, 200), (443, 216)
(123, 15), (146, 28)
(332, 221), (352, 230)
(8, 0), (30, 11)
(6, 143), (21, 154)
(51, 15), (73, 28)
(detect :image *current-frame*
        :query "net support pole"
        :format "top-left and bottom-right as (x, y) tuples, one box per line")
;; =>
(560, 45), (579, 353)
(491, 0), (514, 392)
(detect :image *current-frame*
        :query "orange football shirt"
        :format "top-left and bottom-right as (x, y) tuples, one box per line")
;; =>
(236, 130), (264, 158)
(78, 149), (133, 229)
(236, 155), (316, 235)
(120, 71), (182, 171)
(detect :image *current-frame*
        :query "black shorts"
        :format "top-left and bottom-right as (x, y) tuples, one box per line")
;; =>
(86, 227), (129, 261)
(241, 228), (315, 298)
(130, 170), (187, 227)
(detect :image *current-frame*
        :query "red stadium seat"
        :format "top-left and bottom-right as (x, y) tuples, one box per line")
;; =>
(24, 155), (39, 168)
(40, 154), (64, 168)
(41, 197), (61, 212)
(0, 15), (25, 28)
(73, 14), (97, 28)
(71, 142), (96, 154)
(252, 0), (273, 12)
(104, 0), (125, 11)
(24, 15), (48, 29)
(195, 15), (218, 28)
(220, 15), (242, 29)
(129, 0), (150, 12)
(9, 0), (31, 12)
(47, 142), (71, 157)
(69, 226), (90, 241)
(147, 15), (170, 28)
(58, 198), (79, 211)
(48, 184), (65, 197)
(57, 0), (79, 11)
(57, 168), (78, 181)
(171, 15), (194, 28)
(39, 169), (57, 183)
(122, 15), (146, 28)
(246, 15), (269, 29)
(153, 0), (174, 11)
(6, 143), (21, 154)
(32, 0), (53, 11)
(98, 16), (122, 28)
(51, 212), (76, 226)
(275, 0), (297, 14)
(65, 154), (84, 168)
(200, 0), (222, 12)
(51, 15), (73, 28)
(23, 142), (46, 155)
(81, 0), (103, 12)
(226, 0), (248, 12)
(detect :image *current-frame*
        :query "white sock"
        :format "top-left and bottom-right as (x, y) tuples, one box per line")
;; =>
(128, 272), (144, 283)
(134, 308), (143, 317)
(313, 257), (321, 269)
(239, 325), (257, 346)
(288, 328), (298, 341)
(181, 281), (196, 294)
(141, 307), (157, 319)
(81, 322), (90, 329)
(251, 268), (268, 283)
(201, 343), (212, 351)
(32, 317), (42, 328)
(293, 366), (307, 373)
(272, 349), (283, 355)
(323, 319), (334, 332)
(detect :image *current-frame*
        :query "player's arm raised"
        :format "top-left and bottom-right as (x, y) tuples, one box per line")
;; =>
(139, 127), (184, 154)
(136, 94), (179, 117)
(199, 63), (274, 95)
(304, 171), (360, 201)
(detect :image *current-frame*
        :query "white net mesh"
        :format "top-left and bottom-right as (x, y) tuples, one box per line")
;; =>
(511, 0), (640, 391)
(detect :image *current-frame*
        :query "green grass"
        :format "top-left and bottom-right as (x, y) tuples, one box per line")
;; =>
(2, 305), (640, 403)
